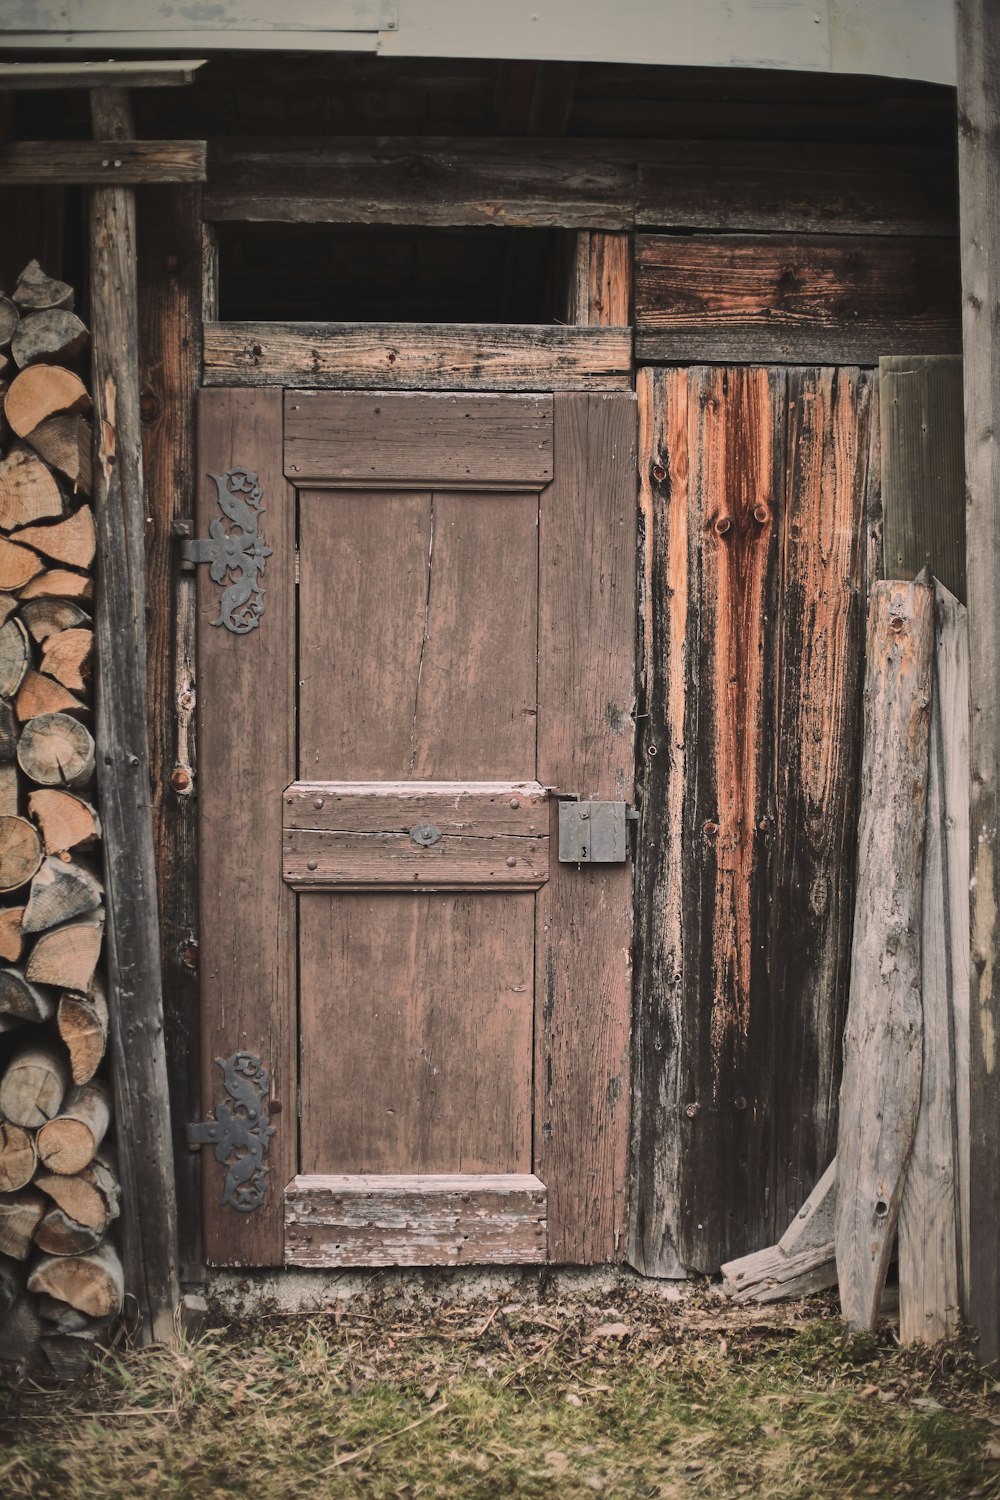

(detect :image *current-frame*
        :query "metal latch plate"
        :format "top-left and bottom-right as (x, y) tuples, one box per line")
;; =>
(558, 800), (628, 863)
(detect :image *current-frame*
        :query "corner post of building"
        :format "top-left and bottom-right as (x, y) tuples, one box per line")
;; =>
(958, 0), (1000, 1366)
(89, 83), (180, 1345)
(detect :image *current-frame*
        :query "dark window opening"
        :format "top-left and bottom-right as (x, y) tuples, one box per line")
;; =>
(216, 223), (572, 324)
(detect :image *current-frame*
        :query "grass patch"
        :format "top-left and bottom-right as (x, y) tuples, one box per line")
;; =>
(1, 1285), (999, 1498)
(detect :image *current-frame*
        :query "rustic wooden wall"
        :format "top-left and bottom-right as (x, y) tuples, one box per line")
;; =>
(631, 364), (882, 1276)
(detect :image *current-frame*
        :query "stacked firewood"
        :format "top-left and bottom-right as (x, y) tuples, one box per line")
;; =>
(0, 262), (121, 1378)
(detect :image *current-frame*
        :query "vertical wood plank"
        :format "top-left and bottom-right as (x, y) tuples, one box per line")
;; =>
(767, 368), (872, 1233)
(899, 582), (969, 1343)
(629, 366), (687, 1278)
(90, 86), (179, 1341)
(572, 231), (631, 328)
(137, 184), (203, 1280)
(880, 355), (965, 601)
(958, 0), (1000, 1368)
(0, 187), (64, 300)
(837, 580), (933, 1332)
(680, 368), (784, 1273)
(196, 387), (295, 1265)
(536, 392), (636, 1263)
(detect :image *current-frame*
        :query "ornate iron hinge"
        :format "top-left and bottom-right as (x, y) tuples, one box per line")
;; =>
(187, 1052), (277, 1213)
(181, 466), (272, 634)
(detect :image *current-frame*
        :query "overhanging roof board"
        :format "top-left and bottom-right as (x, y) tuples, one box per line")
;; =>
(0, 0), (957, 87)
(0, 60), (207, 88)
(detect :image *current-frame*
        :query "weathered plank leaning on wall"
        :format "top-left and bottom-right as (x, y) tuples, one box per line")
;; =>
(631, 364), (879, 1275)
(958, 0), (1000, 1368)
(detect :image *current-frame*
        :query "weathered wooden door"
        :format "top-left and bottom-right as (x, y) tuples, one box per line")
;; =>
(194, 387), (636, 1267)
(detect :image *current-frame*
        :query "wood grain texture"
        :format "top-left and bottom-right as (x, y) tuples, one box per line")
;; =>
(283, 781), (548, 890)
(836, 581), (933, 1332)
(767, 368), (874, 1235)
(631, 366), (875, 1277)
(535, 393), (636, 1263)
(203, 322), (632, 392)
(0, 141), (206, 185)
(137, 184), (204, 1281)
(298, 489), (538, 782)
(629, 367), (688, 1280)
(284, 391), (553, 487)
(89, 86), (179, 1343)
(203, 137), (956, 239)
(196, 387), (295, 1266)
(880, 356), (965, 603)
(299, 893), (535, 1176)
(634, 235), (961, 364)
(899, 584), (970, 1343)
(571, 232), (631, 327)
(959, 0), (1000, 1367)
(285, 1173), (547, 1267)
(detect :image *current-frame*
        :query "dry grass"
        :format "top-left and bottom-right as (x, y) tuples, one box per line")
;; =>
(1, 1282), (999, 1498)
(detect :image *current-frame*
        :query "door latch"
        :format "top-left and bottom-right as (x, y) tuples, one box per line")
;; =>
(557, 800), (636, 863)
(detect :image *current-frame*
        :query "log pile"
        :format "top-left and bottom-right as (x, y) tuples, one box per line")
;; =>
(0, 263), (121, 1379)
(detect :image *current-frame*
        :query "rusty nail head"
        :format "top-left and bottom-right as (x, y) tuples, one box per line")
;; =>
(652, 463), (666, 482)
(734, 1094), (747, 1111)
(509, 797), (520, 809)
(890, 616), (904, 633)
(307, 858), (318, 872)
(506, 856), (517, 867)
(703, 820), (718, 837)
(171, 767), (191, 793)
(753, 504), (769, 523)
(686, 1101), (700, 1118)
(313, 797), (324, 810)
(715, 516), (732, 535)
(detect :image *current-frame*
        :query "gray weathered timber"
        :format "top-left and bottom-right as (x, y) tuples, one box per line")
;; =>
(959, 0), (1000, 1369)
(283, 391), (553, 487)
(203, 137), (956, 239)
(285, 1174), (547, 1268)
(836, 581), (933, 1332)
(880, 356), (965, 602)
(89, 86), (179, 1345)
(0, 141), (206, 185)
(137, 184), (204, 1281)
(899, 582), (969, 1343)
(203, 323), (632, 392)
(0, 61), (205, 89)
(634, 234), (962, 365)
(721, 1160), (837, 1304)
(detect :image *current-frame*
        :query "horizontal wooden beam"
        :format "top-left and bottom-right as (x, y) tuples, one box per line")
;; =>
(285, 1173), (548, 1267)
(0, 141), (207, 186)
(634, 234), (961, 365)
(282, 780), (549, 891)
(0, 61), (206, 90)
(203, 321), (632, 392)
(203, 136), (957, 238)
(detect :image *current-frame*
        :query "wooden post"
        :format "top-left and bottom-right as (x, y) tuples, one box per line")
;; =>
(137, 184), (204, 1281)
(89, 85), (179, 1344)
(958, 0), (1000, 1368)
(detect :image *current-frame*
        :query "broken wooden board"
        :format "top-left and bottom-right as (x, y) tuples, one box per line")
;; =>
(285, 1173), (547, 1267)
(836, 580), (933, 1331)
(722, 1160), (837, 1304)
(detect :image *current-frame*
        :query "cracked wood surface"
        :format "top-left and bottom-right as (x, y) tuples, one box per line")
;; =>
(285, 1174), (547, 1267)
(837, 580), (933, 1331)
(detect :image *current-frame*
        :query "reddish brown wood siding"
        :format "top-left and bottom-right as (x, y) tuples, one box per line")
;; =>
(631, 365), (879, 1275)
